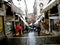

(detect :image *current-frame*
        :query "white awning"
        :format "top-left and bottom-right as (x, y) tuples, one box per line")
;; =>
(18, 15), (29, 26)
(34, 15), (44, 24)
(42, 0), (59, 12)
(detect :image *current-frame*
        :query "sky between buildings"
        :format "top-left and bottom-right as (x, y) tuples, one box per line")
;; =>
(26, 0), (35, 13)
(5, 0), (35, 14)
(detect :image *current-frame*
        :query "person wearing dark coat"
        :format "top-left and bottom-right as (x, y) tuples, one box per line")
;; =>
(34, 24), (41, 36)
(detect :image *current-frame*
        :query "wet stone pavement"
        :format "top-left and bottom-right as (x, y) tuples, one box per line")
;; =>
(0, 32), (60, 45)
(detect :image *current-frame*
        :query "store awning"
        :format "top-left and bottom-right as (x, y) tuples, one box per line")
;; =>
(34, 15), (44, 24)
(18, 14), (29, 26)
(42, 0), (59, 12)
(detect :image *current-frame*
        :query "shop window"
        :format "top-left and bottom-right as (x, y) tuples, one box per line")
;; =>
(6, 22), (13, 35)
(45, 12), (48, 19)
(42, 18), (44, 21)
(6, 6), (13, 15)
(50, 6), (58, 14)
(50, 19), (54, 31)
(50, 19), (60, 31)
(54, 19), (60, 31)
(15, 15), (18, 20)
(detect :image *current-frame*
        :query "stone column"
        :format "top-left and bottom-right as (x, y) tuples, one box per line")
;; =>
(2, 4), (6, 36)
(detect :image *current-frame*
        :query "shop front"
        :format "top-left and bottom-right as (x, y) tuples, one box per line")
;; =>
(42, 0), (60, 33)
(0, 16), (5, 39)
(49, 16), (60, 32)
(5, 21), (13, 37)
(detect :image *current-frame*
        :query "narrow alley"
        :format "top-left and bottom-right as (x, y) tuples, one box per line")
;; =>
(0, 31), (60, 45)
(0, 0), (60, 45)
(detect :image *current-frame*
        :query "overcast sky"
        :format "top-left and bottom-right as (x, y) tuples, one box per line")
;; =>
(20, 0), (35, 13)
(5, 0), (35, 14)
(26, 0), (35, 13)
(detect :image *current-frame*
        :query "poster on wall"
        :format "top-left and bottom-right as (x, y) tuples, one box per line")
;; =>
(6, 22), (12, 35)
(0, 16), (3, 32)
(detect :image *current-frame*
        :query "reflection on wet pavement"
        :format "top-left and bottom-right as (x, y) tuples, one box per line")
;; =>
(27, 32), (36, 45)
(0, 32), (60, 45)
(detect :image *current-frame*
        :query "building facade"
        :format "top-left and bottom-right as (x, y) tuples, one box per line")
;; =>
(42, 0), (60, 33)
(0, 0), (24, 38)
(27, 13), (35, 24)
(0, 0), (6, 40)
(33, 0), (40, 20)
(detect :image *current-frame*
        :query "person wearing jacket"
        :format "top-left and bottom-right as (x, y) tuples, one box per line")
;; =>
(16, 23), (23, 37)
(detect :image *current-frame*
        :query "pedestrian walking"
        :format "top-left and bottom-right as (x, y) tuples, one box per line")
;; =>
(16, 23), (23, 37)
(37, 25), (41, 36)
(34, 24), (41, 36)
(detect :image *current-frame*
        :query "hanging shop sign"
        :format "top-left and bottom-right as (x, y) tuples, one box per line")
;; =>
(0, 16), (3, 32)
